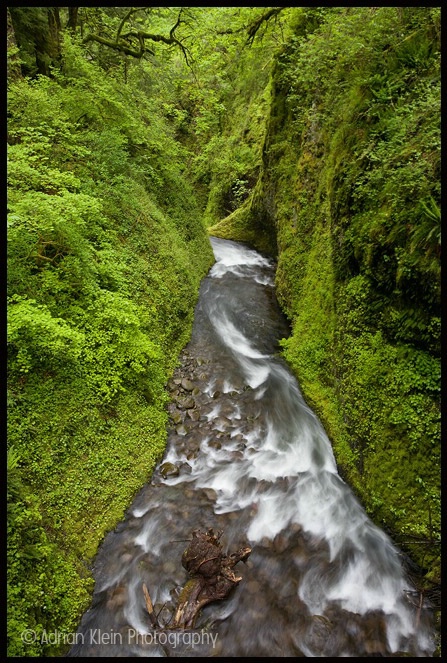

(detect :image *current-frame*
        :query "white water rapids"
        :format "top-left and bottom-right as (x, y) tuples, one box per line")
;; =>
(69, 237), (435, 657)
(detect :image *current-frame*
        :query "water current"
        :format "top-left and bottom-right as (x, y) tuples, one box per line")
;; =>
(69, 237), (435, 657)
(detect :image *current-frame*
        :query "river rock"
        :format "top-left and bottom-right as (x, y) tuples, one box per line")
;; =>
(186, 438), (199, 451)
(181, 378), (195, 391)
(177, 396), (195, 409)
(273, 532), (289, 554)
(208, 439), (222, 450)
(170, 410), (183, 425)
(203, 488), (217, 501)
(160, 462), (180, 478)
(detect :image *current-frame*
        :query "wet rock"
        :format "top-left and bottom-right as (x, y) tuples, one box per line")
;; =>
(290, 522), (303, 534)
(181, 378), (195, 391)
(187, 438), (199, 451)
(212, 415), (232, 431)
(363, 611), (388, 655)
(192, 387), (202, 396)
(203, 488), (217, 501)
(187, 409), (200, 421)
(106, 585), (128, 609)
(177, 396), (195, 409)
(208, 439), (222, 450)
(273, 533), (289, 554)
(170, 410), (183, 425)
(308, 614), (334, 652)
(160, 462), (180, 478)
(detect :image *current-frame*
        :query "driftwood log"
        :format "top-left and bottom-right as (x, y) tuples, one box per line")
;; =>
(143, 528), (251, 630)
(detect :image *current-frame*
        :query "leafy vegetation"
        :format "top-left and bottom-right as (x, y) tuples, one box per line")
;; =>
(7, 6), (440, 656)
(211, 6), (440, 583)
(7, 11), (213, 656)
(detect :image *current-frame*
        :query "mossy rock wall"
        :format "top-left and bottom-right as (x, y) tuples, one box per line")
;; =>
(214, 7), (441, 583)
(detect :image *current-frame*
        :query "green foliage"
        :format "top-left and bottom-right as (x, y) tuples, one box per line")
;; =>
(216, 6), (440, 581)
(7, 25), (213, 656)
(80, 291), (164, 404)
(7, 6), (441, 654)
(7, 296), (84, 375)
(178, 8), (294, 227)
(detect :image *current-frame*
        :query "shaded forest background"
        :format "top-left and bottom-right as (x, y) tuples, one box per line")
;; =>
(7, 7), (440, 656)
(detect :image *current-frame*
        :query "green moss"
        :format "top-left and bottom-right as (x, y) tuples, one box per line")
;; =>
(210, 7), (441, 584)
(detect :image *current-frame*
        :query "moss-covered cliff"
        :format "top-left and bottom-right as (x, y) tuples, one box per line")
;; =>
(210, 7), (440, 585)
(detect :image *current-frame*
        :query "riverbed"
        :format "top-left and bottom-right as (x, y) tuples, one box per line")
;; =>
(69, 237), (435, 657)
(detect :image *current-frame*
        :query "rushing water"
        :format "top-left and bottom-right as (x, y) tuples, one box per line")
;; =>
(69, 237), (435, 657)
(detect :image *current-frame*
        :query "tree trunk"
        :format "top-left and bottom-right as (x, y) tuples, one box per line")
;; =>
(67, 7), (79, 33)
(47, 7), (61, 64)
(7, 7), (22, 81)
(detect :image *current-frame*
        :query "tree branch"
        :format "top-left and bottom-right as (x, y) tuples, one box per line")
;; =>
(82, 33), (154, 58)
(116, 8), (136, 42)
(216, 8), (288, 45)
(246, 7), (287, 45)
(170, 8), (184, 40)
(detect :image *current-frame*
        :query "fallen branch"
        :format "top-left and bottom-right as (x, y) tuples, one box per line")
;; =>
(142, 583), (159, 628)
(142, 528), (251, 630)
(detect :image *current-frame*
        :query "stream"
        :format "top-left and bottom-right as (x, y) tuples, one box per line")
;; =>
(69, 236), (435, 657)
